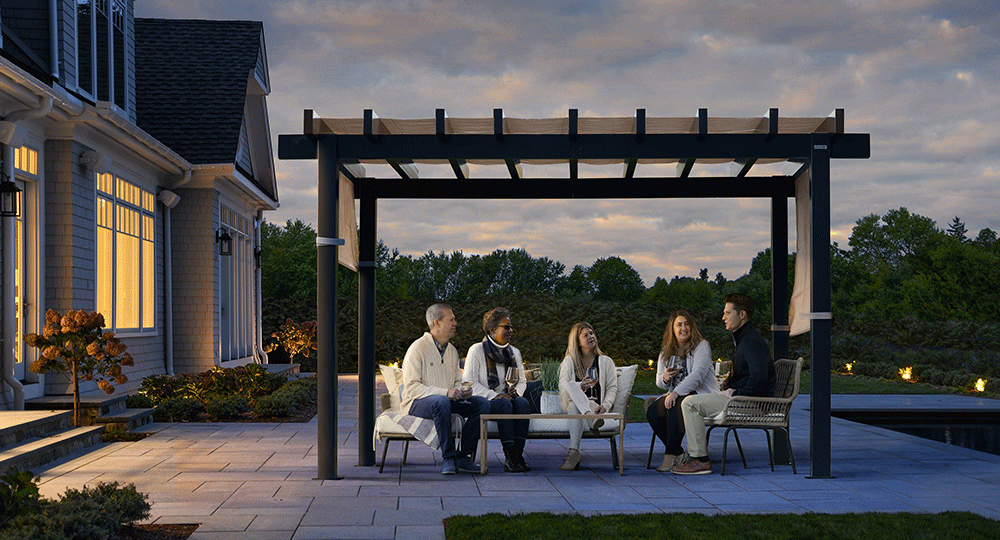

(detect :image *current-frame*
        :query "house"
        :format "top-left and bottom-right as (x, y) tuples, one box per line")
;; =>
(0, 1), (277, 410)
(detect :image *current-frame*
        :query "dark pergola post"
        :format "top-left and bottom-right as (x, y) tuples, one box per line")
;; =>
(358, 193), (378, 467)
(809, 133), (833, 478)
(771, 195), (791, 465)
(316, 136), (341, 480)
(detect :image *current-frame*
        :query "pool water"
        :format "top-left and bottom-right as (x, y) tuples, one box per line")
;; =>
(875, 423), (1000, 457)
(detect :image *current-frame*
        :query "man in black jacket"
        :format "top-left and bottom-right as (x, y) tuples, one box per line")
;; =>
(672, 293), (776, 475)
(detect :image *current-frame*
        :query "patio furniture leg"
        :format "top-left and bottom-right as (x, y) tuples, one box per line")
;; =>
(379, 440), (390, 473)
(732, 429), (747, 468)
(766, 429), (775, 472)
(610, 437), (617, 468)
(721, 428), (730, 476)
(646, 433), (656, 469)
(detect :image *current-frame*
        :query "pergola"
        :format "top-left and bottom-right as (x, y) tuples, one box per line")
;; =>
(278, 108), (870, 480)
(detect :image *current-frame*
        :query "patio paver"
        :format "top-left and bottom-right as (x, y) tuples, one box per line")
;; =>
(29, 374), (1000, 538)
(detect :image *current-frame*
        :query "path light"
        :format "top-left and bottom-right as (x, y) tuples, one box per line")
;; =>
(899, 366), (913, 382)
(975, 379), (986, 392)
(648, 359), (654, 369)
(845, 362), (853, 374)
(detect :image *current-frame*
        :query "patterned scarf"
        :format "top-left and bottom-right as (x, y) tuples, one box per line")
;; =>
(483, 336), (513, 391)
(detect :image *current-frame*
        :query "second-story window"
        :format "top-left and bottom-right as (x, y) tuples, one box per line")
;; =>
(77, 0), (127, 110)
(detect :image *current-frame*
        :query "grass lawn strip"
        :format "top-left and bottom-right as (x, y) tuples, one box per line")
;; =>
(444, 512), (997, 540)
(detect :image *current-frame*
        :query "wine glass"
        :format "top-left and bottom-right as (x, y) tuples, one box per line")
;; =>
(505, 366), (519, 396)
(586, 366), (598, 400)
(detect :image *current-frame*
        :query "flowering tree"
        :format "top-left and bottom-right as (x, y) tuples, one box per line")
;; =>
(24, 309), (133, 426)
(264, 318), (317, 360)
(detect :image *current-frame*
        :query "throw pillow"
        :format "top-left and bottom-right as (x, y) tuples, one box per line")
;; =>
(611, 364), (638, 414)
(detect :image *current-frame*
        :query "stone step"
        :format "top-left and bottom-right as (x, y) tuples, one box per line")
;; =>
(0, 410), (74, 451)
(25, 394), (128, 423)
(0, 425), (105, 472)
(95, 408), (155, 432)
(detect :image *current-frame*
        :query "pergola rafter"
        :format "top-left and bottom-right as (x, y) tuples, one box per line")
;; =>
(278, 107), (870, 481)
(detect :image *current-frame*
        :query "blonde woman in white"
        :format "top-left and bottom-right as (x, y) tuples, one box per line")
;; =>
(558, 322), (618, 471)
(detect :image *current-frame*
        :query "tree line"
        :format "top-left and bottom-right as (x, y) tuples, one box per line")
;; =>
(263, 207), (1000, 324)
(260, 208), (1000, 380)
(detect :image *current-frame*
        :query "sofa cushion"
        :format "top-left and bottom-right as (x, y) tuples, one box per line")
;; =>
(379, 364), (404, 410)
(611, 364), (638, 414)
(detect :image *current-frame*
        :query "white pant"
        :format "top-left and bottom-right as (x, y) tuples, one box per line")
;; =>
(680, 393), (730, 458)
(566, 401), (600, 450)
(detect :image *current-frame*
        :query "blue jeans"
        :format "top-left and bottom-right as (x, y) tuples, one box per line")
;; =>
(488, 395), (531, 444)
(409, 394), (490, 460)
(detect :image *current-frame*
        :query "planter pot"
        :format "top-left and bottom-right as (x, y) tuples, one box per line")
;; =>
(540, 391), (563, 414)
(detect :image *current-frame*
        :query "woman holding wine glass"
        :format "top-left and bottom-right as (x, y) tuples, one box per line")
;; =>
(558, 322), (618, 471)
(464, 307), (531, 472)
(646, 310), (717, 471)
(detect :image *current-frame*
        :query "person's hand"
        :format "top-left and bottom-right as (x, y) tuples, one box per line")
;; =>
(495, 392), (512, 401)
(663, 368), (679, 382)
(581, 377), (597, 391)
(447, 388), (462, 400)
(721, 388), (735, 398)
(460, 386), (473, 400)
(594, 405), (605, 414)
(506, 388), (519, 399)
(664, 391), (679, 409)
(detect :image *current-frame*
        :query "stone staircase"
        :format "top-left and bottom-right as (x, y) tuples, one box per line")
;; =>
(0, 395), (154, 473)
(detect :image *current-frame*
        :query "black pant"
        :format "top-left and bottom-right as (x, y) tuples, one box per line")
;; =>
(646, 393), (692, 456)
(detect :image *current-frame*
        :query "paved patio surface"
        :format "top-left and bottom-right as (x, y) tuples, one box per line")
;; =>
(33, 375), (1000, 540)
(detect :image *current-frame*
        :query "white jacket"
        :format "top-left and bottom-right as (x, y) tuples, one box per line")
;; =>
(559, 355), (618, 414)
(463, 339), (528, 400)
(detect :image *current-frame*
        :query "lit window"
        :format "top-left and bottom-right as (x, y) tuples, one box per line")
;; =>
(96, 173), (155, 331)
(14, 147), (38, 175)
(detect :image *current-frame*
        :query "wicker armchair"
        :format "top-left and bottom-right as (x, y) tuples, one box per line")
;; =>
(705, 357), (803, 475)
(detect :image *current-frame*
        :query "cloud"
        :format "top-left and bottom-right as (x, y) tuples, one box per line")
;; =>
(136, 0), (1000, 286)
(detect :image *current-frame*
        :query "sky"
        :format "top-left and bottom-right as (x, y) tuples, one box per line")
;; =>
(136, 1), (1000, 286)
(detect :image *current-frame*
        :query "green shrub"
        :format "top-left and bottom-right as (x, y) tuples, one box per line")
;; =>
(153, 396), (204, 422)
(253, 392), (297, 418)
(125, 393), (153, 408)
(273, 377), (317, 404)
(0, 467), (41, 522)
(2, 481), (149, 540)
(206, 395), (250, 421)
(138, 374), (184, 406)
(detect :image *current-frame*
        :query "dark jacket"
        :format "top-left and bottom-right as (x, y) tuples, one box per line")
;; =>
(727, 322), (776, 397)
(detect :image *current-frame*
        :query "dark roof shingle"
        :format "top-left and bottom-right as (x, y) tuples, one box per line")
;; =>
(134, 19), (263, 166)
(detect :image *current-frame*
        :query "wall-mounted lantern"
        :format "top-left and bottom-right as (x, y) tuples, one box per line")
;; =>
(0, 173), (22, 218)
(216, 228), (232, 256)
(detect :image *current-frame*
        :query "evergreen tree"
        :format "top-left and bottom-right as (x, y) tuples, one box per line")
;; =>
(947, 216), (968, 242)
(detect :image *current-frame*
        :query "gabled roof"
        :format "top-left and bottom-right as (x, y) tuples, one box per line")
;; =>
(134, 18), (275, 200)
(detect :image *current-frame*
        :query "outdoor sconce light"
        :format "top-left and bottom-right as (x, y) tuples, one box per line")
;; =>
(0, 173), (22, 218)
(216, 228), (232, 256)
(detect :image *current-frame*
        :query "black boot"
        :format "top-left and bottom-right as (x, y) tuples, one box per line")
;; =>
(502, 442), (524, 472)
(514, 439), (531, 472)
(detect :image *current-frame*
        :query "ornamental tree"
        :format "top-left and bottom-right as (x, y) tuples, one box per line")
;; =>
(24, 309), (133, 426)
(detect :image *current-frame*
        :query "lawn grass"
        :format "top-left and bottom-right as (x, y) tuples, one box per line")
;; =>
(444, 512), (998, 540)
